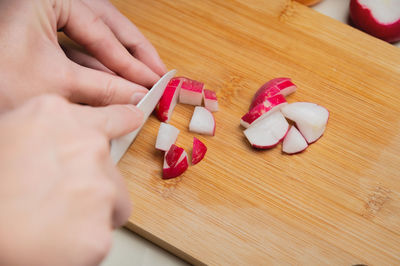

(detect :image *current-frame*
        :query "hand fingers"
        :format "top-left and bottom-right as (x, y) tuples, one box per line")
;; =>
(82, 0), (167, 77)
(62, 0), (160, 87)
(61, 44), (114, 75)
(68, 62), (148, 106)
(71, 104), (144, 139)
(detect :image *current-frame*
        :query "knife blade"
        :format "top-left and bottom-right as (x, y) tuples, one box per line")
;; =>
(110, 69), (177, 164)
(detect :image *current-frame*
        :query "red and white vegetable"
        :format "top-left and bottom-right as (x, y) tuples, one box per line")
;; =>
(281, 102), (329, 144)
(163, 145), (189, 179)
(243, 111), (289, 149)
(282, 126), (308, 154)
(155, 122), (180, 151)
(203, 89), (219, 112)
(155, 78), (183, 122)
(250, 78), (296, 110)
(350, 0), (400, 43)
(192, 137), (207, 165)
(240, 94), (287, 128)
(189, 106), (216, 136)
(179, 78), (204, 106)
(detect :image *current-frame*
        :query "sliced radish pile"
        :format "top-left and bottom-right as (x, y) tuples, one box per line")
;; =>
(203, 89), (219, 112)
(189, 106), (216, 136)
(242, 78), (328, 154)
(155, 78), (183, 122)
(281, 102), (329, 144)
(250, 78), (296, 110)
(350, 0), (400, 43)
(244, 111), (289, 149)
(155, 75), (216, 179)
(240, 94), (287, 128)
(179, 78), (204, 106)
(163, 145), (189, 180)
(155, 123), (180, 151)
(282, 126), (308, 154)
(192, 137), (207, 165)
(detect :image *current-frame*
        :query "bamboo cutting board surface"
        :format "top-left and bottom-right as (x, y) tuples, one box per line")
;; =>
(113, 0), (400, 264)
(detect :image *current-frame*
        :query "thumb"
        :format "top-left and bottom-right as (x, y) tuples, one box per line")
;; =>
(67, 62), (149, 106)
(71, 103), (144, 139)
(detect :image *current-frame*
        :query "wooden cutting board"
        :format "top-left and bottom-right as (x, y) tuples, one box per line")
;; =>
(113, 0), (400, 264)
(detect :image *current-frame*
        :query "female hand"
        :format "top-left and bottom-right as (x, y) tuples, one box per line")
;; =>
(0, 0), (167, 111)
(0, 94), (142, 265)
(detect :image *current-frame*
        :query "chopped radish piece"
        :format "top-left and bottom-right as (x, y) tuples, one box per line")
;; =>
(179, 78), (204, 106)
(203, 89), (219, 112)
(163, 145), (189, 179)
(350, 0), (400, 43)
(281, 102), (329, 144)
(241, 94), (287, 128)
(250, 78), (297, 110)
(282, 126), (308, 154)
(244, 111), (289, 149)
(189, 107), (216, 136)
(155, 123), (180, 151)
(155, 78), (183, 122)
(166, 144), (184, 167)
(192, 137), (207, 165)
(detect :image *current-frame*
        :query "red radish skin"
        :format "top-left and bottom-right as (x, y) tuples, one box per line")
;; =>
(244, 111), (289, 149)
(350, 0), (400, 43)
(189, 107), (216, 136)
(163, 146), (189, 179)
(192, 137), (207, 165)
(179, 78), (204, 106)
(241, 94), (287, 128)
(166, 144), (184, 167)
(250, 78), (297, 110)
(155, 78), (183, 122)
(281, 102), (329, 144)
(203, 89), (219, 112)
(282, 126), (308, 154)
(155, 123), (180, 151)
(163, 157), (189, 179)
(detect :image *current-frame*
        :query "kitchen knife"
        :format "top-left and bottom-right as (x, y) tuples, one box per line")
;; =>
(110, 69), (177, 164)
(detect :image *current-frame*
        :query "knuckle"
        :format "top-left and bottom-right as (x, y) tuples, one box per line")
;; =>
(89, 132), (110, 157)
(96, 78), (117, 106)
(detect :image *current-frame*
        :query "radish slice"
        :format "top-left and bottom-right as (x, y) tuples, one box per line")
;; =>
(350, 0), (400, 43)
(281, 102), (329, 144)
(241, 94), (287, 128)
(189, 107), (216, 136)
(250, 78), (297, 110)
(203, 89), (219, 112)
(163, 146), (189, 179)
(155, 78), (183, 122)
(244, 111), (289, 149)
(155, 123), (180, 151)
(192, 137), (207, 165)
(166, 144), (184, 167)
(179, 78), (204, 106)
(282, 126), (308, 154)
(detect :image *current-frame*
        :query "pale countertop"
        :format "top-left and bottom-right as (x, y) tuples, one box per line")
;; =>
(102, 1), (399, 265)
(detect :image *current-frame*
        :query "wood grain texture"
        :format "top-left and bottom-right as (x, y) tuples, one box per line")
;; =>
(112, 0), (400, 264)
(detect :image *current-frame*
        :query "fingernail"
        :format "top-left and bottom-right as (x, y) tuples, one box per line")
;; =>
(130, 92), (147, 105)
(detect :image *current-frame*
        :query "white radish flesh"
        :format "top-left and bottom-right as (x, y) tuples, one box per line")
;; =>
(179, 78), (204, 106)
(189, 107), (216, 136)
(282, 126), (308, 154)
(203, 89), (219, 112)
(244, 111), (289, 149)
(155, 123), (180, 151)
(281, 102), (329, 144)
